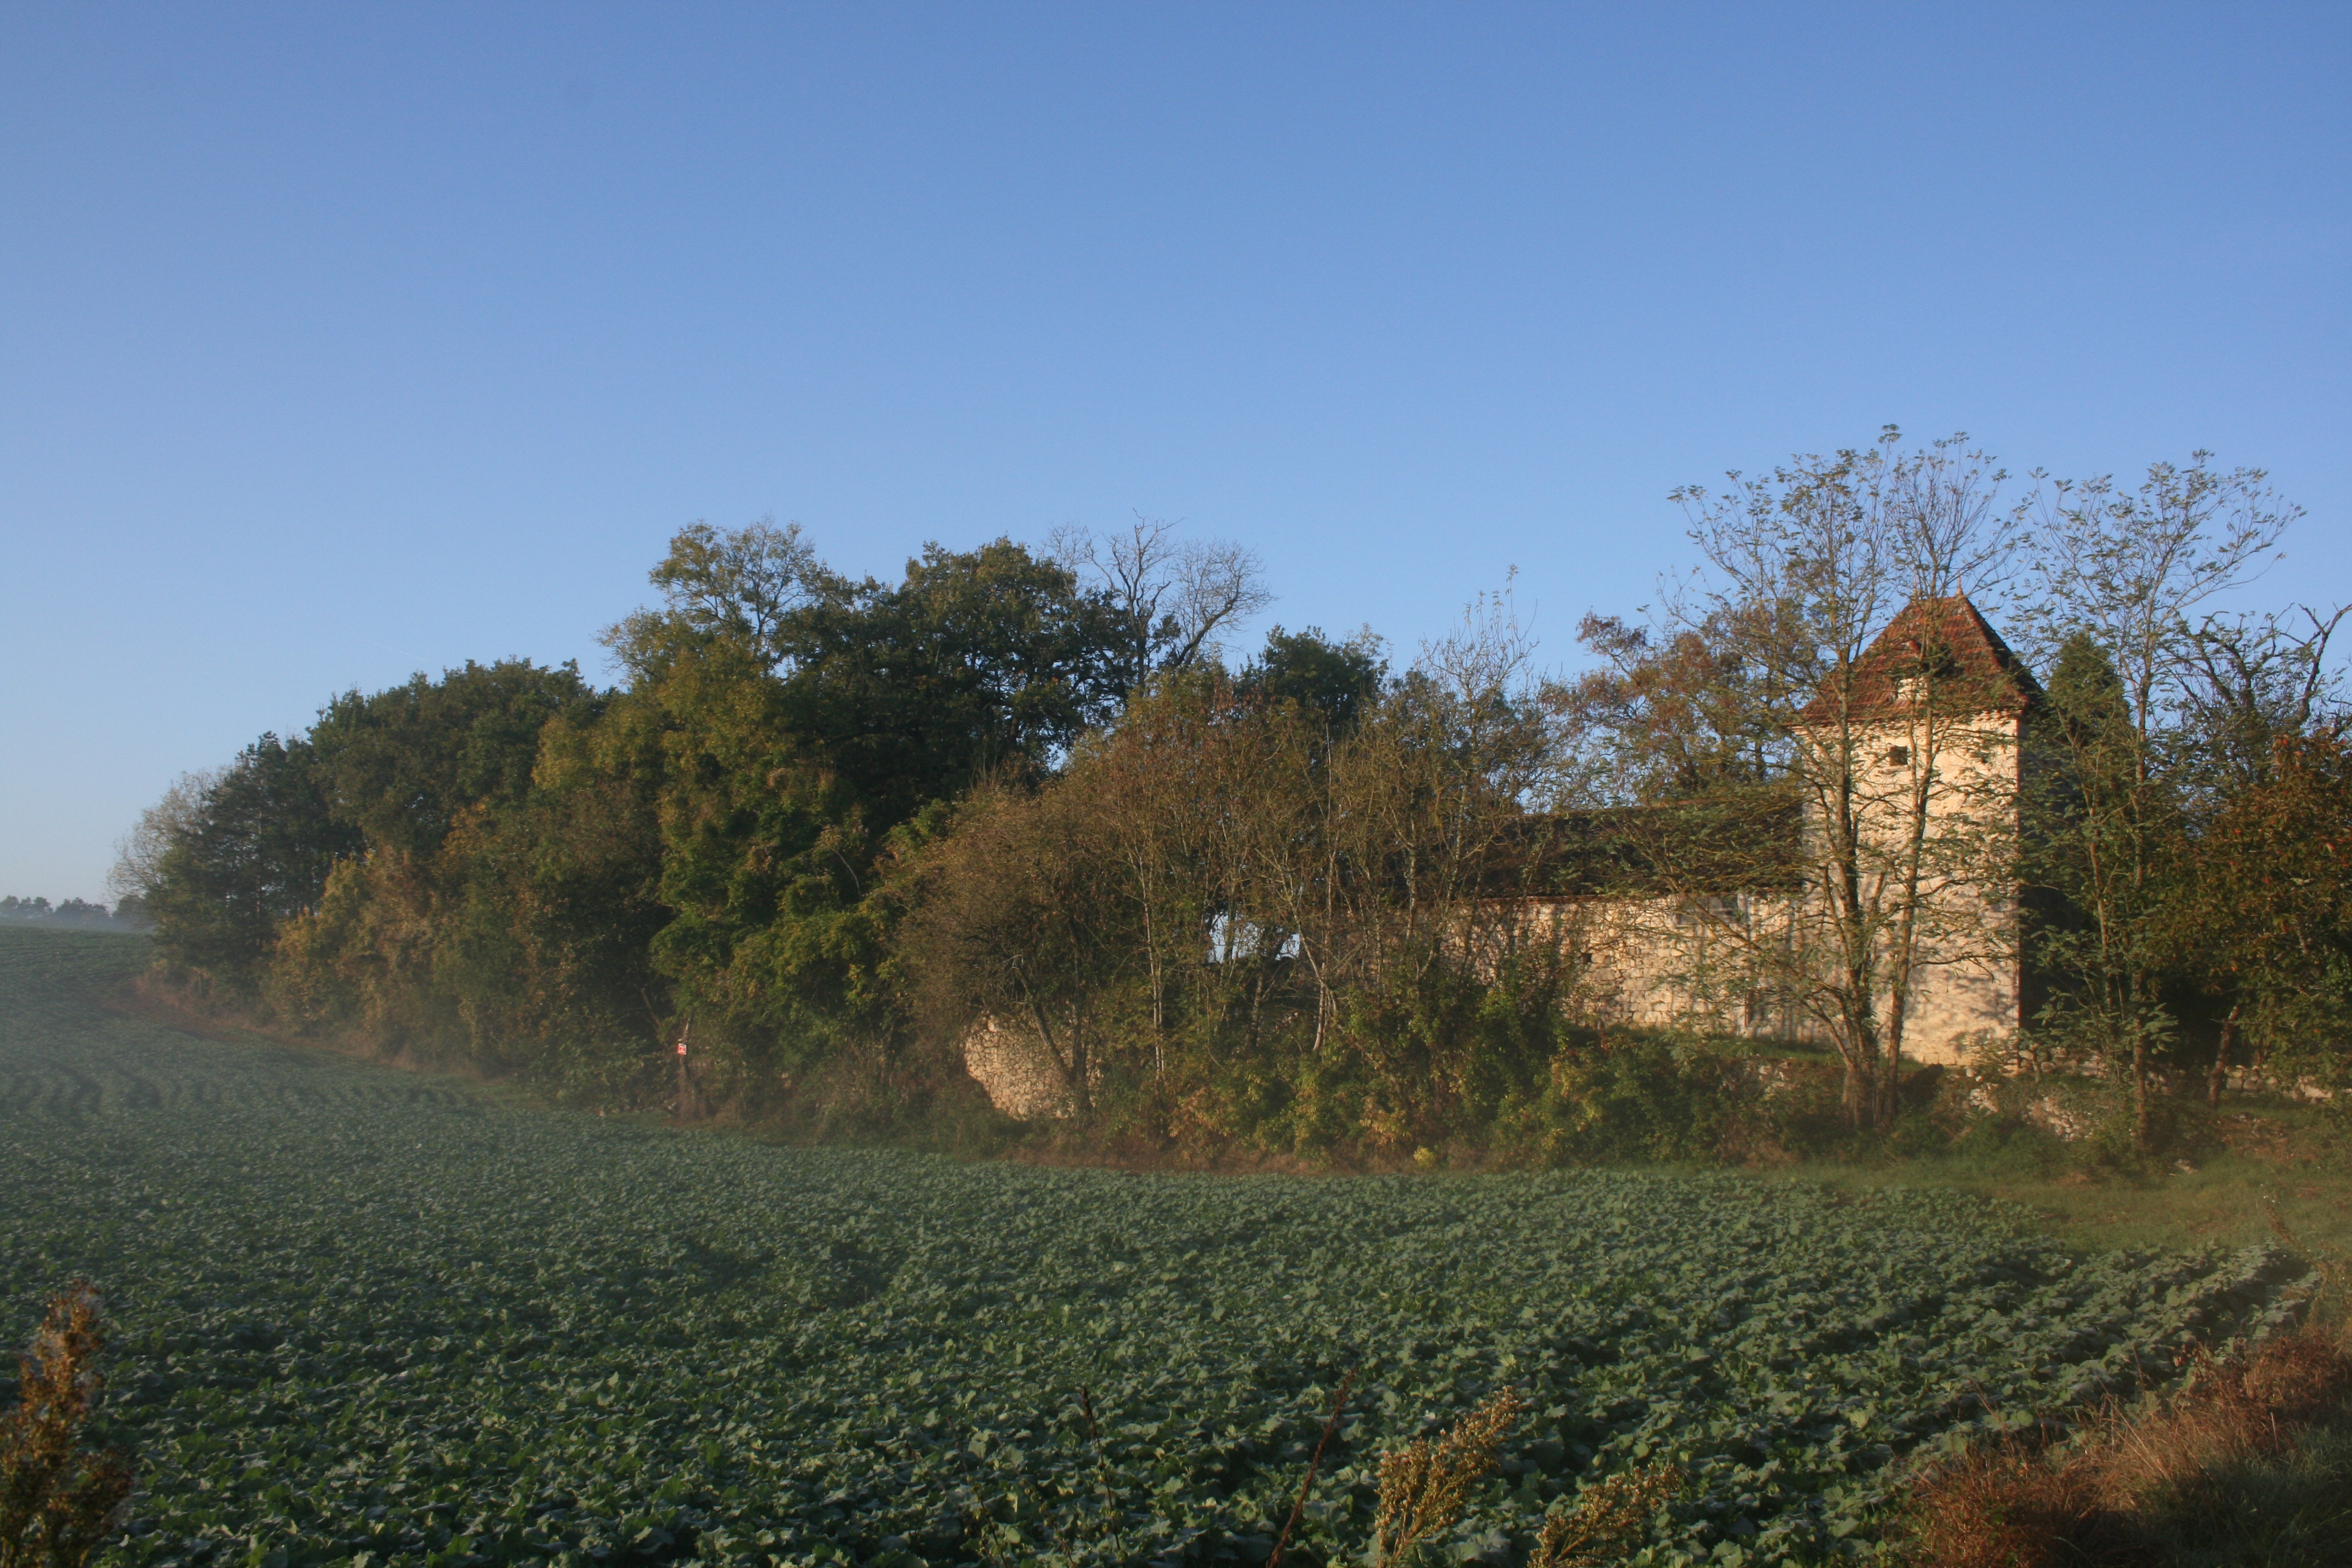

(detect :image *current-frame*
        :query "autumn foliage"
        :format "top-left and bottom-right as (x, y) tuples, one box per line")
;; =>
(0, 1283), (133, 1568)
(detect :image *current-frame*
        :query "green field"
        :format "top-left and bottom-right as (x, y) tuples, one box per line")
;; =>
(0, 930), (2310, 1566)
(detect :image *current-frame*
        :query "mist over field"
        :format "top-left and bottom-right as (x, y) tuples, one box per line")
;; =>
(6, 10), (2351, 1563)
(0, 927), (2314, 1565)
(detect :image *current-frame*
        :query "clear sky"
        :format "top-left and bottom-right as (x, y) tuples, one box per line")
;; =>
(4, 2), (2347, 903)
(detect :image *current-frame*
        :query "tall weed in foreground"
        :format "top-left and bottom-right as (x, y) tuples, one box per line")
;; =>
(1527, 1464), (1684, 1568)
(1371, 1386), (1527, 1565)
(0, 1283), (133, 1568)
(1366, 1387), (1675, 1567)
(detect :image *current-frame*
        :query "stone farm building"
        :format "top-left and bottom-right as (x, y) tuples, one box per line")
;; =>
(1498, 595), (2040, 1069)
(964, 595), (2041, 1117)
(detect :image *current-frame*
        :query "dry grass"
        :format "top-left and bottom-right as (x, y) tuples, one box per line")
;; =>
(1897, 1319), (2352, 1566)
(1362, 1388), (1676, 1567)
(1527, 1463), (1682, 1568)
(0, 1283), (134, 1568)
(1371, 1386), (1526, 1566)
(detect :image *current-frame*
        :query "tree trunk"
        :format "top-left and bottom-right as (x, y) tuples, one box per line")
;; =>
(1146, 937), (1165, 1080)
(1838, 1033), (1871, 1128)
(2130, 1028), (2154, 1155)
(1068, 1013), (1093, 1117)
(2207, 1002), (2240, 1108)
(1308, 956), (1330, 1057)
(1879, 990), (1907, 1131)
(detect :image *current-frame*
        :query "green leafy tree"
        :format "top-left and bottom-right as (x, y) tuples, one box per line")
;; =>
(605, 517), (819, 679)
(774, 538), (1127, 820)
(639, 627), (887, 1089)
(2167, 727), (2352, 1103)
(269, 687), (673, 1097)
(306, 659), (599, 857)
(2163, 606), (2347, 1099)
(2024, 634), (2186, 1120)
(2017, 455), (2296, 1151)
(1238, 624), (1387, 736)
(141, 734), (353, 990)
(609, 524), (1131, 1106)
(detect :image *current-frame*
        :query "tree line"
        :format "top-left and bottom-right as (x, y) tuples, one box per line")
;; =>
(0, 897), (147, 930)
(117, 438), (2352, 1158)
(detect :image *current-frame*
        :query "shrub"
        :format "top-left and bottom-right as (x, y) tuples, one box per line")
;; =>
(0, 1283), (133, 1568)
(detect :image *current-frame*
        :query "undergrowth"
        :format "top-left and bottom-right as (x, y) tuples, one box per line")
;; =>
(1893, 1208), (2352, 1566)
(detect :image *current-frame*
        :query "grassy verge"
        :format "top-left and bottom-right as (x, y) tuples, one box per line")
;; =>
(1846, 1117), (2352, 1565)
(1890, 1307), (2352, 1565)
(1784, 1119), (2352, 1260)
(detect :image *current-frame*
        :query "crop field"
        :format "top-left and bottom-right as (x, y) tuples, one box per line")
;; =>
(0, 930), (2310, 1567)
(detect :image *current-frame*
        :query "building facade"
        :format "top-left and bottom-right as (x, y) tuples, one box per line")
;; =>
(1518, 595), (2036, 1065)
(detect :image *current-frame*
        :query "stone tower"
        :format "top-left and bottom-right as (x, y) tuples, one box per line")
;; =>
(1811, 595), (2040, 1063)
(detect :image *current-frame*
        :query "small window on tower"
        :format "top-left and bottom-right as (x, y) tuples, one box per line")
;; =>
(1886, 745), (1911, 767)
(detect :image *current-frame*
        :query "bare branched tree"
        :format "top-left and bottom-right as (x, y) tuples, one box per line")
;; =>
(108, 768), (224, 906)
(1583, 430), (2031, 1127)
(2181, 604), (2348, 791)
(1053, 515), (1272, 696)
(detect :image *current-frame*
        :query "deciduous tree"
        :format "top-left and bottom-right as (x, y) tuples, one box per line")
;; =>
(2017, 456), (2298, 1149)
(1564, 431), (2028, 1128)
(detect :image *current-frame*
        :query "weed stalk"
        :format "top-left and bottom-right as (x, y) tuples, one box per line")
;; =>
(0, 1281), (134, 1568)
(1267, 1370), (1354, 1568)
(1370, 1385), (1525, 1567)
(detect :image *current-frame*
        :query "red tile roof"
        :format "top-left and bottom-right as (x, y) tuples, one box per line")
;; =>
(1802, 595), (2039, 723)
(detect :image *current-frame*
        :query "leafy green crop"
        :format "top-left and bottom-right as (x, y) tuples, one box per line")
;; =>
(0, 934), (2307, 1566)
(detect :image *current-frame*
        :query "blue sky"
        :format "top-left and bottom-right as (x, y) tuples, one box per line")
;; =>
(4, 2), (2347, 902)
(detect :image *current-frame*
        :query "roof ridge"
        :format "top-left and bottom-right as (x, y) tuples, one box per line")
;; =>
(1800, 593), (2040, 722)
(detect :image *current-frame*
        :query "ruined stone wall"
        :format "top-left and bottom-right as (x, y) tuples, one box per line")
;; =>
(961, 709), (2026, 1112)
(960, 1015), (1090, 1121)
(1509, 893), (2013, 1065)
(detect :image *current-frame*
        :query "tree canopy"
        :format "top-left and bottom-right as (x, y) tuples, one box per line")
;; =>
(119, 461), (2350, 1156)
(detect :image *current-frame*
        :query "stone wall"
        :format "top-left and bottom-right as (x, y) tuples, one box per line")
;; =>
(961, 706), (2029, 1106)
(1492, 710), (2025, 1067)
(961, 1015), (1086, 1120)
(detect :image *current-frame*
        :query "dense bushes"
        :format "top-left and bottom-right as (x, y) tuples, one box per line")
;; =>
(116, 443), (2352, 1160)
(892, 593), (1621, 1158)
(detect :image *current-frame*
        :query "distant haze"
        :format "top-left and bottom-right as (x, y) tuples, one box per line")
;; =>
(4, 2), (2346, 901)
